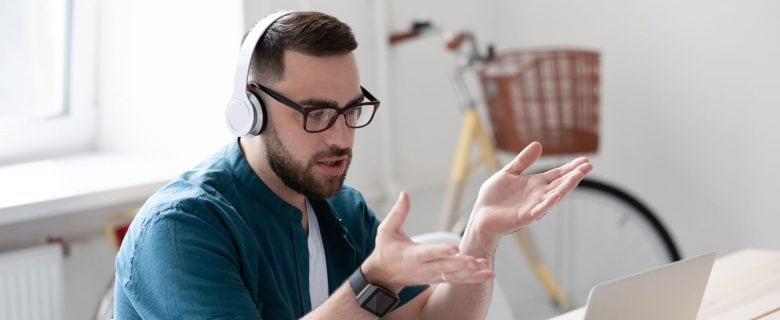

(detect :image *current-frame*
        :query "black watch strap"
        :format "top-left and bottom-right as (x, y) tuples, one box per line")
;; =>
(348, 267), (400, 317)
(348, 267), (369, 296)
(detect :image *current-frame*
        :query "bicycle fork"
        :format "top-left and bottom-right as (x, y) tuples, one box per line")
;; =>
(440, 107), (573, 311)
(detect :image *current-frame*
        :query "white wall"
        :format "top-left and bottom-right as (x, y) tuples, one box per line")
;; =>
(97, 0), (242, 161)
(490, 0), (780, 256)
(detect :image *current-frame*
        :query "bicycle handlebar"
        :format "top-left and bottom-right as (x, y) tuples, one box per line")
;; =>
(388, 20), (432, 45)
(389, 30), (421, 44)
(389, 20), (495, 63)
(445, 32), (468, 51)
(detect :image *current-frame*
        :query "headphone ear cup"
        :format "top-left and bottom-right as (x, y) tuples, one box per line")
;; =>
(225, 97), (256, 137)
(247, 90), (267, 135)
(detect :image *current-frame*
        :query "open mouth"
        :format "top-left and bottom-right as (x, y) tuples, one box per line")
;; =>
(319, 159), (343, 167)
(314, 157), (348, 175)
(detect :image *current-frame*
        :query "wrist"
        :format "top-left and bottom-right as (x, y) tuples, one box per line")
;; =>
(349, 267), (401, 317)
(360, 257), (403, 294)
(462, 214), (501, 258)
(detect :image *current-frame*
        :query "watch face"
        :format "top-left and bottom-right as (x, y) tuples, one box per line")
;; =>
(361, 288), (399, 316)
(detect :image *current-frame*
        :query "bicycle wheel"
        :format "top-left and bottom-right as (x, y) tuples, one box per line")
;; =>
(524, 177), (681, 312)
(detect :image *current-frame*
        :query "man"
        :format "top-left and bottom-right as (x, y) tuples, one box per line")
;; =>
(114, 11), (592, 319)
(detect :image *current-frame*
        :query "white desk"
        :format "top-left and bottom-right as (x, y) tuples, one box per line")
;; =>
(550, 248), (780, 320)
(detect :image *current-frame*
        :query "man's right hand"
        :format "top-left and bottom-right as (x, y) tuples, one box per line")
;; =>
(360, 192), (494, 292)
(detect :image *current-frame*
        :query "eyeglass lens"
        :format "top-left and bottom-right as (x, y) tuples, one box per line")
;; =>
(305, 104), (374, 132)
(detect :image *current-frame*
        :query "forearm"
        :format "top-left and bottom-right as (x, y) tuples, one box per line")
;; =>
(302, 282), (375, 320)
(419, 223), (500, 319)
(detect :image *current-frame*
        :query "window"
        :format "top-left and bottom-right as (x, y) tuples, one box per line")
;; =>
(1, 0), (68, 124)
(0, 0), (95, 164)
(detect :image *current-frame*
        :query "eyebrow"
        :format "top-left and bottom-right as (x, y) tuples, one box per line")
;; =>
(298, 93), (365, 109)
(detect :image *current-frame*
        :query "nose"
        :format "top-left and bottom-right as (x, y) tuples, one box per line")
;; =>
(323, 116), (354, 148)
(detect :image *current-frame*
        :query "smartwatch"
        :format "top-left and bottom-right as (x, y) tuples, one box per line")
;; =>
(348, 267), (400, 317)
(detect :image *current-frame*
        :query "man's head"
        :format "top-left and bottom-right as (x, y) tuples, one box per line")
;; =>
(241, 12), (371, 200)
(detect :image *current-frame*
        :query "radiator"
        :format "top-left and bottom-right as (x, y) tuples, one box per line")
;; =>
(0, 244), (64, 320)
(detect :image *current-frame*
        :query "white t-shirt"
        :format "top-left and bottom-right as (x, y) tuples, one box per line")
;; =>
(306, 200), (329, 309)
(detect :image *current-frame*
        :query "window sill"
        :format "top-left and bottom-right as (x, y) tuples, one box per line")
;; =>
(0, 152), (190, 227)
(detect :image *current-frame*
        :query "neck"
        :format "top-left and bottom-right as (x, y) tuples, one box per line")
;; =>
(239, 138), (308, 216)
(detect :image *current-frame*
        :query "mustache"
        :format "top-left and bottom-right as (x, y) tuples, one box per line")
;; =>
(311, 147), (352, 162)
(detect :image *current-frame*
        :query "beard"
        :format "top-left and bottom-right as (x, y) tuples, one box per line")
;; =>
(263, 123), (352, 200)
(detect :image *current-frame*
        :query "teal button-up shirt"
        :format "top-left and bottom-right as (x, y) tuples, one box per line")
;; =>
(114, 140), (425, 319)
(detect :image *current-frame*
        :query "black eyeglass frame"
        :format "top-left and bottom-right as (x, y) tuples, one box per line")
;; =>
(250, 81), (380, 133)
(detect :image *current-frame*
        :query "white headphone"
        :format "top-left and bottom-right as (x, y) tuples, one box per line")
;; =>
(225, 10), (294, 137)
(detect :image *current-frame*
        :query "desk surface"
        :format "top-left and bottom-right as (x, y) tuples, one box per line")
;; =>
(550, 248), (780, 320)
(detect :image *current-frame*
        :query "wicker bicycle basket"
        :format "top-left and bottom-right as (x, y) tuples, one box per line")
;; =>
(478, 49), (600, 155)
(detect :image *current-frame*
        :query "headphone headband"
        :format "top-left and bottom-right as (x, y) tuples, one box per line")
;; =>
(226, 10), (294, 136)
(231, 10), (293, 99)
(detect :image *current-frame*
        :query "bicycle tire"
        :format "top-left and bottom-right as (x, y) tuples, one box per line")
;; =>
(577, 178), (681, 262)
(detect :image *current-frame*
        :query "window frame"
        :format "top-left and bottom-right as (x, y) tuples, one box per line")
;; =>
(0, 0), (97, 165)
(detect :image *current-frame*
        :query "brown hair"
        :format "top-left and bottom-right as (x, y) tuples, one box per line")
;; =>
(246, 11), (358, 84)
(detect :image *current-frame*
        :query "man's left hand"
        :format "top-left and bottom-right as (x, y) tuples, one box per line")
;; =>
(470, 141), (593, 239)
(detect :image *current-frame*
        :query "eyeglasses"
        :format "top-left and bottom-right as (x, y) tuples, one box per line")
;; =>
(250, 82), (380, 133)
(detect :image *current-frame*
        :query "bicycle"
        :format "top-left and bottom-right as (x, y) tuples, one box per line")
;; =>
(389, 21), (681, 317)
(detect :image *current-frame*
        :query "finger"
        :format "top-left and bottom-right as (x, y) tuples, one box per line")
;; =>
(422, 255), (482, 273)
(542, 156), (590, 182)
(579, 161), (594, 175)
(547, 159), (592, 191)
(378, 191), (411, 233)
(503, 141), (543, 175)
(530, 192), (562, 218)
(436, 258), (493, 284)
(533, 162), (592, 219)
(440, 269), (495, 284)
(424, 256), (493, 284)
(476, 258), (491, 269)
(550, 162), (591, 197)
(407, 243), (460, 262)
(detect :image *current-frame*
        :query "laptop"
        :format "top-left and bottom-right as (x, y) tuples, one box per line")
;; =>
(582, 252), (716, 320)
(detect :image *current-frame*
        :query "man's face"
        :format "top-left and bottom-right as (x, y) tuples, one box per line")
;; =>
(261, 50), (361, 200)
